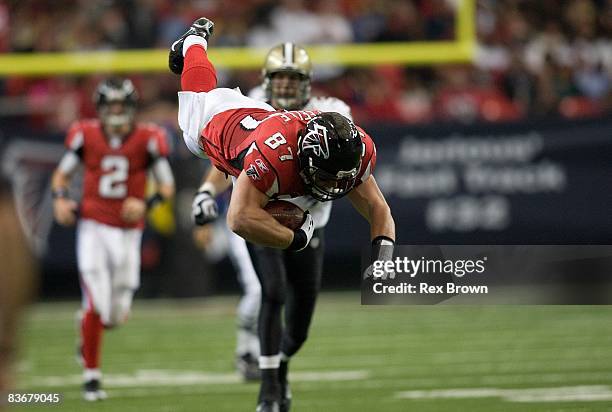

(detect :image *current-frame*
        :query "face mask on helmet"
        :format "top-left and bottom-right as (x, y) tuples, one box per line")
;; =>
(98, 102), (136, 129)
(267, 71), (310, 110)
(262, 43), (312, 110)
(301, 159), (359, 201)
(94, 78), (138, 134)
(298, 113), (363, 202)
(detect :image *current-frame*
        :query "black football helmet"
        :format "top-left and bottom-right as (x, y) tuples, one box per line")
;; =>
(298, 112), (363, 202)
(93, 78), (138, 130)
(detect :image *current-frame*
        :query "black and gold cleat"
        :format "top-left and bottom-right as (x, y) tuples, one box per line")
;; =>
(168, 17), (214, 75)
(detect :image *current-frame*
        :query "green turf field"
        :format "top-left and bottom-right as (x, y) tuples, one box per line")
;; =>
(9, 292), (612, 411)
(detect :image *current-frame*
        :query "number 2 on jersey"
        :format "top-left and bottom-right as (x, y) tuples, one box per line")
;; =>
(99, 155), (129, 198)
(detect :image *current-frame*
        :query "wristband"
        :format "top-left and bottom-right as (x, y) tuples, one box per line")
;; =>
(52, 188), (69, 199)
(197, 181), (216, 197)
(372, 236), (395, 262)
(372, 236), (395, 246)
(287, 230), (307, 251)
(146, 193), (164, 210)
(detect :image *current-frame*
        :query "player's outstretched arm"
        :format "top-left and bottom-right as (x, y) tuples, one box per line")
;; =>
(348, 175), (396, 277)
(227, 171), (298, 249)
(347, 175), (395, 242)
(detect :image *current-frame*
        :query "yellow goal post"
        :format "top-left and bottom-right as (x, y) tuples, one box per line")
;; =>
(0, 0), (475, 76)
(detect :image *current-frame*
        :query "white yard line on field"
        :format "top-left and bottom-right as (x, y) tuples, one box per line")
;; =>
(396, 385), (612, 403)
(27, 369), (369, 388)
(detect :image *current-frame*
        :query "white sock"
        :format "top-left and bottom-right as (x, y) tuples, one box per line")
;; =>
(259, 354), (281, 369)
(183, 35), (208, 56)
(236, 329), (251, 356)
(248, 332), (260, 358)
(83, 368), (101, 381)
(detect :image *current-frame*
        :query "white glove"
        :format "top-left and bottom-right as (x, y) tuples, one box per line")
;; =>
(192, 191), (218, 225)
(287, 211), (314, 251)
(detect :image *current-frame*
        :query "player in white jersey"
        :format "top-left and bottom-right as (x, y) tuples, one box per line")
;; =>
(191, 43), (352, 411)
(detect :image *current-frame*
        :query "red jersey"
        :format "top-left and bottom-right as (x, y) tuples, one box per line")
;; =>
(65, 119), (169, 228)
(200, 109), (376, 198)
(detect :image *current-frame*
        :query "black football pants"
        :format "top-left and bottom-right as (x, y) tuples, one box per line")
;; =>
(250, 228), (325, 358)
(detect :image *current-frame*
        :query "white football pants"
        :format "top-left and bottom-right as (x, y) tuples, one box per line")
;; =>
(76, 219), (142, 327)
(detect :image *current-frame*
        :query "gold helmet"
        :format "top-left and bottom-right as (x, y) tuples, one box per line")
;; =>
(262, 43), (313, 110)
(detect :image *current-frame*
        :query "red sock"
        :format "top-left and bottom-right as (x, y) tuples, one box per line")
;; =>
(181, 45), (217, 92)
(81, 310), (103, 369)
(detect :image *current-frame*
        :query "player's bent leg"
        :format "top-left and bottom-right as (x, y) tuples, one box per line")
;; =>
(79, 275), (110, 402)
(76, 220), (114, 401)
(253, 246), (286, 355)
(107, 227), (142, 328)
(79, 271), (112, 325)
(108, 287), (135, 327)
(78, 276), (110, 401)
(80, 308), (106, 401)
(176, 25), (273, 159)
(181, 43), (217, 93)
(281, 229), (324, 357)
(77, 220), (113, 324)
(280, 288), (318, 357)
(279, 229), (325, 412)
(251, 246), (287, 406)
(79, 279), (108, 401)
(177, 87), (274, 159)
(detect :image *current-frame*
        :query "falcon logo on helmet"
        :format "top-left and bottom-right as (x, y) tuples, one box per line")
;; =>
(298, 112), (363, 202)
(300, 122), (330, 159)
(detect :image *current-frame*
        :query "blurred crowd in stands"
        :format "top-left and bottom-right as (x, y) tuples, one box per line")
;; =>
(0, 0), (610, 131)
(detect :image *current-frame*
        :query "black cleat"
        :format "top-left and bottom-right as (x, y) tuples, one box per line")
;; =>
(169, 17), (214, 74)
(83, 379), (107, 401)
(256, 400), (280, 412)
(279, 382), (292, 412)
(278, 360), (291, 411)
(237, 353), (261, 381)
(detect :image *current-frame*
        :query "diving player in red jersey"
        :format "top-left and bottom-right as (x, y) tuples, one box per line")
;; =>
(170, 18), (395, 412)
(191, 42), (364, 402)
(51, 78), (175, 401)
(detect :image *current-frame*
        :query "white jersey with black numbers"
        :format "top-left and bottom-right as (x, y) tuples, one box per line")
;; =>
(247, 87), (352, 228)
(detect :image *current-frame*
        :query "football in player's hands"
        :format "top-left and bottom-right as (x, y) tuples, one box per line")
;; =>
(264, 200), (305, 230)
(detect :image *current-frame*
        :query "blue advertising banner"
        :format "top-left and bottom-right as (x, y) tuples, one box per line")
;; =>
(4, 116), (612, 296)
(326, 116), (612, 255)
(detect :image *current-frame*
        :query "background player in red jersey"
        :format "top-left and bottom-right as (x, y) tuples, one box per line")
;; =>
(170, 18), (395, 412)
(50, 78), (175, 401)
